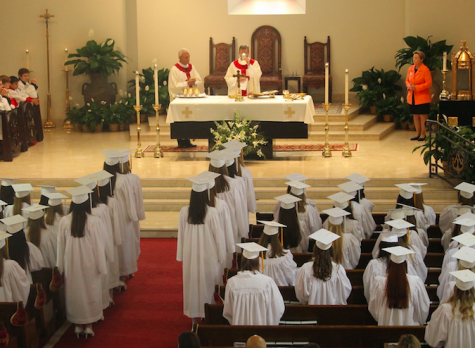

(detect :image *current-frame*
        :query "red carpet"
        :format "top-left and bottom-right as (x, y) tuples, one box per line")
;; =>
(52, 238), (188, 348)
(144, 143), (358, 152)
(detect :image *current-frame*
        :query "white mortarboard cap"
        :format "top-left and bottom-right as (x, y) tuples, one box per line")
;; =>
(22, 205), (48, 220)
(323, 207), (350, 225)
(222, 140), (246, 152)
(284, 173), (308, 182)
(206, 150), (228, 168)
(0, 215), (27, 234)
(37, 185), (55, 196)
(381, 232), (399, 243)
(0, 200), (7, 207)
(345, 173), (370, 186)
(187, 171), (220, 192)
(102, 150), (122, 166)
(0, 178), (16, 187)
(309, 229), (340, 250)
(453, 232), (475, 247)
(338, 182), (363, 196)
(453, 247), (475, 269)
(386, 219), (414, 230)
(395, 184), (418, 199)
(328, 192), (353, 209)
(455, 212), (475, 222)
(224, 150), (237, 166)
(383, 246), (415, 264)
(258, 220), (286, 236)
(12, 184), (33, 198)
(408, 183), (427, 194)
(450, 270), (475, 291)
(275, 194), (301, 210)
(387, 208), (406, 220)
(457, 206), (473, 217)
(66, 186), (93, 205)
(95, 171), (114, 187)
(75, 173), (100, 190)
(118, 149), (134, 163)
(0, 231), (11, 249)
(454, 217), (475, 233)
(285, 181), (310, 196)
(237, 242), (268, 260)
(45, 192), (67, 207)
(455, 182), (475, 199)
(396, 203), (421, 217)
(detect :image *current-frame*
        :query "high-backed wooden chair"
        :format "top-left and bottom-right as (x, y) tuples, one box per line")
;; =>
(303, 36), (332, 102)
(204, 37), (236, 95)
(251, 25), (282, 93)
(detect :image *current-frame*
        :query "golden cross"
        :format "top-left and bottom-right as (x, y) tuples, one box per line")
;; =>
(284, 107), (295, 119)
(233, 70), (243, 89)
(182, 107), (192, 119)
(40, 9), (54, 22)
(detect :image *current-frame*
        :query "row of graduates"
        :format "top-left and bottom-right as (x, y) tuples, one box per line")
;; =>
(0, 149), (145, 338)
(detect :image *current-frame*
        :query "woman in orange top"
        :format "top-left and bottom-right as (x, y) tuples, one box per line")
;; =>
(406, 51), (432, 141)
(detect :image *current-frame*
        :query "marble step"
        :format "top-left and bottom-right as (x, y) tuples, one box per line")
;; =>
(308, 122), (395, 141)
(310, 115), (378, 132)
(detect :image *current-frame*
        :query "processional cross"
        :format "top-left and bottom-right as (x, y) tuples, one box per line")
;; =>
(40, 9), (56, 128)
(232, 70), (244, 101)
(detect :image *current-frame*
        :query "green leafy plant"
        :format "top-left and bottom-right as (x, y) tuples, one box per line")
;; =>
(66, 104), (87, 125)
(394, 96), (413, 124)
(375, 95), (400, 117)
(127, 67), (170, 114)
(210, 111), (267, 158)
(65, 38), (127, 78)
(395, 36), (453, 72)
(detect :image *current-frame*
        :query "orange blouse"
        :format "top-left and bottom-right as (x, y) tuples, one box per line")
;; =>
(406, 63), (432, 105)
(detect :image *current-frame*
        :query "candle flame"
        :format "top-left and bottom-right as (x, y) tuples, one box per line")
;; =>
(345, 69), (348, 73)
(65, 48), (68, 52)
(26, 50), (29, 53)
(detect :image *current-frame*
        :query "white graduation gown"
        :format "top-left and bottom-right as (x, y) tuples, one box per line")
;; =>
(46, 213), (63, 239)
(295, 261), (351, 305)
(425, 302), (475, 348)
(106, 196), (124, 289)
(440, 281), (456, 304)
(323, 218), (364, 242)
(261, 249), (297, 286)
(0, 259), (30, 304)
(223, 271), (284, 325)
(4, 202), (30, 220)
(354, 201), (377, 239)
(340, 233), (361, 270)
(168, 64), (202, 101)
(217, 176), (247, 243)
(368, 274), (430, 326)
(423, 204), (436, 228)
(240, 167), (257, 214)
(56, 214), (107, 324)
(177, 206), (225, 319)
(439, 205), (460, 235)
(225, 59), (262, 96)
(437, 261), (458, 301)
(360, 198), (375, 213)
(232, 175), (250, 230)
(441, 227), (456, 251)
(25, 242), (44, 283)
(25, 227), (57, 269)
(215, 198), (235, 271)
(126, 173), (146, 259)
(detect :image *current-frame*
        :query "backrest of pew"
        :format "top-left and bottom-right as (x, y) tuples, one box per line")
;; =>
(255, 213), (273, 222)
(372, 213), (387, 225)
(428, 239), (444, 253)
(425, 253), (444, 268)
(249, 225), (264, 239)
(215, 285), (299, 303)
(428, 225), (442, 238)
(356, 253), (371, 269)
(0, 303), (27, 348)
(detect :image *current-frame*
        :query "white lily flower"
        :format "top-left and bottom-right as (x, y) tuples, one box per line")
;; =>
(383, 93), (386, 99)
(75, 103), (80, 107)
(378, 78), (382, 84)
(125, 101), (128, 105)
(400, 97), (404, 103)
(101, 101), (106, 105)
(88, 109), (92, 112)
(119, 89), (124, 96)
(362, 84), (368, 90)
(115, 102), (118, 105)
(88, 29), (94, 39)
(163, 81), (167, 86)
(140, 76), (146, 83)
(68, 96), (73, 101)
(107, 39), (114, 46)
(87, 103), (90, 107)
(128, 93), (131, 98)
(91, 98), (95, 102)
(145, 86), (150, 91)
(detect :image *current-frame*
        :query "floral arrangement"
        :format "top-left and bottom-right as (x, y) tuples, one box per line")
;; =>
(210, 111), (267, 158)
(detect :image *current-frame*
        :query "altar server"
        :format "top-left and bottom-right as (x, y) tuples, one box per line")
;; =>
(346, 173), (375, 212)
(223, 242), (284, 325)
(425, 270), (475, 348)
(368, 246), (430, 326)
(325, 192), (364, 241)
(177, 173), (225, 325)
(17, 68), (38, 98)
(225, 45), (262, 96)
(57, 186), (107, 338)
(275, 194), (303, 253)
(0, 231), (30, 304)
(0, 178), (16, 206)
(44, 192), (68, 238)
(257, 220), (297, 286)
(23, 205), (57, 268)
(439, 182), (475, 234)
(4, 184), (32, 219)
(0, 79), (14, 112)
(8, 76), (40, 105)
(410, 183), (436, 227)
(295, 229), (351, 305)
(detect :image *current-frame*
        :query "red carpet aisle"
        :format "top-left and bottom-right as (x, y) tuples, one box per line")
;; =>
(52, 238), (188, 347)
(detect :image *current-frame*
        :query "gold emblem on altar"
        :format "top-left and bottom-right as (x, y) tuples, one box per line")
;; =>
(448, 117), (459, 127)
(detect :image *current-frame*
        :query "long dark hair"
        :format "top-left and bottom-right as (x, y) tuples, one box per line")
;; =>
(8, 230), (31, 272)
(226, 162), (239, 178)
(240, 255), (259, 274)
(258, 233), (287, 258)
(413, 193), (425, 214)
(27, 217), (46, 249)
(13, 195), (31, 216)
(350, 194), (360, 204)
(178, 331), (201, 348)
(379, 241), (398, 265)
(38, 195), (49, 206)
(188, 190), (209, 225)
(386, 260), (410, 309)
(312, 245), (333, 281)
(208, 164), (229, 193)
(358, 188), (366, 200)
(290, 191), (307, 213)
(396, 195), (415, 208)
(0, 247), (8, 286)
(98, 184), (112, 205)
(278, 207), (301, 249)
(90, 186), (101, 208)
(340, 203), (356, 220)
(406, 215), (418, 230)
(70, 200), (91, 238)
(45, 205), (64, 225)
(103, 162), (120, 194)
(0, 186), (15, 205)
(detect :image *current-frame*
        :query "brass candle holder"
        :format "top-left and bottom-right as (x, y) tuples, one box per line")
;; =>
(342, 103), (352, 157)
(440, 69), (450, 100)
(63, 68), (74, 131)
(322, 103), (332, 157)
(152, 104), (163, 158)
(134, 105), (144, 158)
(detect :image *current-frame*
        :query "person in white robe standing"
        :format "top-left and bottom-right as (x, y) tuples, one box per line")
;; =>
(4, 184), (33, 219)
(425, 269), (475, 348)
(439, 182), (475, 234)
(57, 186), (107, 338)
(225, 45), (262, 97)
(295, 229), (351, 305)
(177, 173), (225, 325)
(224, 152), (250, 230)
(368, 246), (430, 326)
(223, 242), (284, 325)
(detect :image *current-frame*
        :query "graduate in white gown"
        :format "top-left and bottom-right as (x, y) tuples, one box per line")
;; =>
(0, 178), (16, 206)
(57, 186), (107, 338)
(410, 183), (437, 228)
(224, 152), (250, 230)
(3, 184), (32, 219)
(283, 173), (319, 211)
(225, 45), (262, 97)
(398, 204), (429, 248)
(425, 269), (475, 348)
(368, 246), (430, 326)
(439, 182), (475, 234)
(274, 194), (303, 253)
(23, 205), (57, 268)
(346, 173), (375, 214)
(44, 192), (68, 238)
(177, 174), (225, 325)
(325, 192), (364, 241)
(257, 220), (297, 286)
(223, 242), (284, 325)
(441, 207), (473, 251)
(295, 229), (351, 305)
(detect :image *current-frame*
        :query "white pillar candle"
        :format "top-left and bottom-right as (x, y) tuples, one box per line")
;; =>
(443, 52), (447, 71)
(345, 69), (349, 105)
(64, 48), (68, 72)
(154, 64), (159, 105)
(325, 63), (329, 104)
(135, 71), (140, 106)
(26, 50), (29, 69)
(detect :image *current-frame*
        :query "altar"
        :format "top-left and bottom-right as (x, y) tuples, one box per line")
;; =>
(166, 95), (316, 159)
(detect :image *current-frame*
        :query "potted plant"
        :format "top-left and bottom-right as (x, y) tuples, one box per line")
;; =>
(395, 97), (412, 130)
(66, 104), (87, 131)
(375, 94), (399, 122)
(65, 36), (127, 105)
(82, 101), (107, 131)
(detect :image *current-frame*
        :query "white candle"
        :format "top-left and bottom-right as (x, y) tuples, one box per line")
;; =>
(325, 63), (329, 104)
(443, 52), (447, 71)
(345, 69), (349, 105)
(135, 71), (140, 106)
(64, 48), (68, 72)
(26, 50), (29, 69)
(154, 64), (159, 105)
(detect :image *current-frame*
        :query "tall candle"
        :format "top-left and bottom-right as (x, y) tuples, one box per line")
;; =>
(325, 63), (329, 104)
(135, 71), (140, 106)
(443, 52), (447, 71)
(345, 69), (349, 105)
(26, 50), (29, 69)
(64, 48), (68, 72)
(154, 64), (159, 105)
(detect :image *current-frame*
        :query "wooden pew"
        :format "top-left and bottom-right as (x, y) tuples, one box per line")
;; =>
(0, 109), (26, 162)
(428, 239), (444, 253)
(196, 324), (426, 348)
(428, 225), (442, 238)
(0, 303), (28, 348)
(425, 253), (444, 268)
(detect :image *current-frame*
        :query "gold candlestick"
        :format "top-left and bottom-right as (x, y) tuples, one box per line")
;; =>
(40, 9), (56, 129)
(342, 103), (352, 157)
(134, 105), (144, 158)
(440, 69), (450, 100)
(153, 104), (163, 158)
(322, 103), (332, 157)
(63, 68), (74, 131)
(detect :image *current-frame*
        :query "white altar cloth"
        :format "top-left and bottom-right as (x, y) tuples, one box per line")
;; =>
(166, 95), (315, 124)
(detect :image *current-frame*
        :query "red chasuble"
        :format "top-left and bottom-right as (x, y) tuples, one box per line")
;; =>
(233, 59), (255, 96)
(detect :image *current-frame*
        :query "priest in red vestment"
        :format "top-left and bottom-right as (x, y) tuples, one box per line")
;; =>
(225, 45), (262, 97)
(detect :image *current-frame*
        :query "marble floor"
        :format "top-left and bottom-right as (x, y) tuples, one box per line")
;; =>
(0, 127), (430, 179)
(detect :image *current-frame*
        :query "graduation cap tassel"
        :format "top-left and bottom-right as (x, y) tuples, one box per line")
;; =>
(261, 252), (264, 271)
(281, 227), (283, 246)
(97, 183), (100, 198)
(5, 239), (9, 259)
(407, 228), (410, 244)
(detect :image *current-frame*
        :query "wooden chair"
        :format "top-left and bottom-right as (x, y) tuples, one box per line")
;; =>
(204, 37), (236, 95)
(303, 36), (331, 102)
(251, 26), (282, 93)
